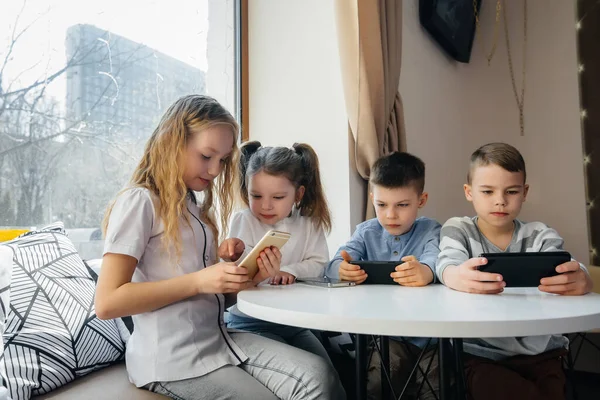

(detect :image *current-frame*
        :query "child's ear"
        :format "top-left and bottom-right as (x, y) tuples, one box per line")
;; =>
(296, 186), (306, 203)
(464, 184), (473, 202)
(418, 192), (428, 208)
(369, 192), (374, 203)
(523, 184), (529, 201)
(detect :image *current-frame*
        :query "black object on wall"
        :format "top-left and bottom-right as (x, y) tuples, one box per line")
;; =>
(419, 0), (481, 63)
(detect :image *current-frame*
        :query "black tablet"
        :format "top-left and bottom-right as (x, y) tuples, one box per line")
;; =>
(349, 261), (399, 285)
(478, 251), (571, 287)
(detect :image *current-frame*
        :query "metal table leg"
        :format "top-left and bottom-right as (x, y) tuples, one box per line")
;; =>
(453, 338), (466, 400)
(356, 334), (368, 400)
(380, 336), (391, 400)
(439, 338), (450, 400)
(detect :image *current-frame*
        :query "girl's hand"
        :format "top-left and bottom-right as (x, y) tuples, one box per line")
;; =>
(218, 238), (245, 262)
(196, 261), (253, 293)
(253, 246), (282, 284)
(269, 271), (296, 285)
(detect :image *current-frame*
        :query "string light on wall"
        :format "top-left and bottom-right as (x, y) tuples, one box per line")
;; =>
(576, 1), (599, 265)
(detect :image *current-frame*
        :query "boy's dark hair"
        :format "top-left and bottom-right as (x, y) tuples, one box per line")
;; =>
(239, 141), (332, 233)
(467, 142), (526, 184)
(369, 152), (425, 193)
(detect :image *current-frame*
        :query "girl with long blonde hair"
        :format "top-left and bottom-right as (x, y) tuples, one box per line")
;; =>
(95, 95), (345, 400)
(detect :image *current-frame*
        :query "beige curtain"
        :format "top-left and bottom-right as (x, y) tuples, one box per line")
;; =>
(335, 0), (406, 221)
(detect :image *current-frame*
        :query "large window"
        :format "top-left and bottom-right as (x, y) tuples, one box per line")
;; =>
(0, 0), (239, 254)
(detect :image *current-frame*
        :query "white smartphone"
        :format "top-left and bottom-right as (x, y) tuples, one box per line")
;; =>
(238, 230), (291, 279)
(296, 277), (356, 288)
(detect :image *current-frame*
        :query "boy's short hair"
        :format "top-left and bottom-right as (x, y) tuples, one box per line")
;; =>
(370, 151), (425, 193)
(467, 142), (526, 184)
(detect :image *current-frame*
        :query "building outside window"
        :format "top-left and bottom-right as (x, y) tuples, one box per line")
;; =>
(0, 0), (239, 258)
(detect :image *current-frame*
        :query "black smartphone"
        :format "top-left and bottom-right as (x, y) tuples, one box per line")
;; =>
(349, 261), (399, 285)
(478, 251), (571, 287)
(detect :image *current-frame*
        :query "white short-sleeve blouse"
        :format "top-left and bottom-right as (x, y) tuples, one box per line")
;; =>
(104, 187), (247, 387)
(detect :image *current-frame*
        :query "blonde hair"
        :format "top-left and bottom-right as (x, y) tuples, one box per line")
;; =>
(102, 95), (239, 260)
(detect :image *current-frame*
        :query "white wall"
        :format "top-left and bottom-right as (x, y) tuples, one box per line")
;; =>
(247, 0), (351, 256)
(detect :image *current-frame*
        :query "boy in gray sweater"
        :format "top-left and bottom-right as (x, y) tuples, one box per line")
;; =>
(437, 142), (593, 400)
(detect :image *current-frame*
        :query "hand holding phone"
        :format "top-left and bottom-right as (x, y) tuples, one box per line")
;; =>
(442, 257), (505, 294)
(237, 230), (290, 279)
(390, 255), (434, 287)
(538, 260), (592, 295)
(339, 250), (368, 284)
(253, 246), (282, 284)
(195, 262), (253, 294)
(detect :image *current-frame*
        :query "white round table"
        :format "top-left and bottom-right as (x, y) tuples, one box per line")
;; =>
(238, 284), (600, 338)
(238, 283), (600, 400)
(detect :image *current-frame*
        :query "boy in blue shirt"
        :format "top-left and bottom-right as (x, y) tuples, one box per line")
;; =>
(326, 151), (441, 400)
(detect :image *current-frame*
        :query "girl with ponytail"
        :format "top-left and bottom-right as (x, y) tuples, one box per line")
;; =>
(224, 141), (338, 368)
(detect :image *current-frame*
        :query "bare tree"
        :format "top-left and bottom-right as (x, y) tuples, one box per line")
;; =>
(0, 6), (149, 226)
(0, 2), (206, 228)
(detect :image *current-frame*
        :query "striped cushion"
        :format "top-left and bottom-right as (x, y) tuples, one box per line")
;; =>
(0, 222), (125, 399)
(0, 247), (13, 398)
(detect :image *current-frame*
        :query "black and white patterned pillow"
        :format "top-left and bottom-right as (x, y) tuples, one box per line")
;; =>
(83, 259), (133, 341)
(0, 222), (125, 399)
(0, 247), (13, 399)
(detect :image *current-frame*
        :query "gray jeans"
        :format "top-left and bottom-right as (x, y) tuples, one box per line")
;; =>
(226, 312), (332, 365)
(145, 331), (346, 400)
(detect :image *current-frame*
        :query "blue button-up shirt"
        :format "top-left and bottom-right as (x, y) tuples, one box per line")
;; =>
(326, 216), (441, 348)
(326, 216), (441, 281)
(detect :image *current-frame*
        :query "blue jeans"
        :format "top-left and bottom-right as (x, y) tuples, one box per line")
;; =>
(226, 313), (333, 365)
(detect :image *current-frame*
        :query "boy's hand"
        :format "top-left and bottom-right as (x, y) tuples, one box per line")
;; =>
(338, 250), (368, 284)
(218, 238), (245, 262)
(538, 261), (593, 295)
(269, 271), (296, 285)
(443, 257), (505, 294)
(253, 246), (282, 284)
(391, 255), (434, 287)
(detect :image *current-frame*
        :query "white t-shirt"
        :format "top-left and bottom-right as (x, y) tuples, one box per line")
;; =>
(228, 208), (329, 317)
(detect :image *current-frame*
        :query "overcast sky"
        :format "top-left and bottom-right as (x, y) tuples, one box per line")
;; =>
(1, 0), (210, 99)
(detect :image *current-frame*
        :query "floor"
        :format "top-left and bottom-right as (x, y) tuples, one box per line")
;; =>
(330, 353), (600, 400)
(568, 371), (600, 400)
